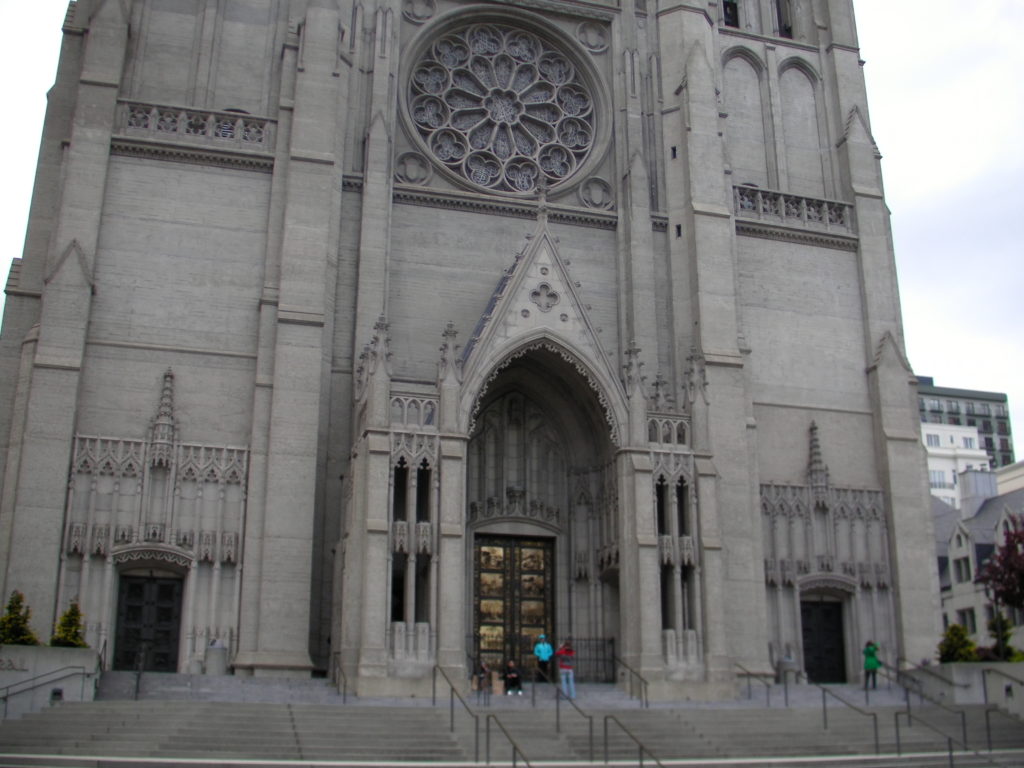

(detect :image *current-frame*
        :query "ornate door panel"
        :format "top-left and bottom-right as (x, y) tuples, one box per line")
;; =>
(114, 575), (183, 672)
(474, 536), (554, 673)
(801, 599), (846, 683)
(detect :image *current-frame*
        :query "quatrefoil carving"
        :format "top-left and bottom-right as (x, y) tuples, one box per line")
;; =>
(530, 282), (559, 312)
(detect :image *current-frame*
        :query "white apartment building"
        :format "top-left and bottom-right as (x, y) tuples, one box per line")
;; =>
(922, 424), (990, 509)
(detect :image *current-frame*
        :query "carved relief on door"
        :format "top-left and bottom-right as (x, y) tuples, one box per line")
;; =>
(473, 536), (554, 674)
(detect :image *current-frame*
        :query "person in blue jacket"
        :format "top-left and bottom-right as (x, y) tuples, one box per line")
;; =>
(533, 634), (554, 682)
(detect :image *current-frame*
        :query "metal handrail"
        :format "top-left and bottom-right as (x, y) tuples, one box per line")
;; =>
(432, 665), (480, 762)
(603, 714), (664, 767)
(894, 710), (1003, 768)
(735, 663), (772, 707)
(0, 665), (93, 720)
(981, 667), (1024, 707)
(555, 688), (594, 761)
(612, 655), (649, 708)
(878, 663), (968, 746)
(983, 704), (1023, 753)
(897, 656), (971, 689)
(792, 673), (879, 755)
(485, 713), (533, 767)
(330, 651), (348, 704)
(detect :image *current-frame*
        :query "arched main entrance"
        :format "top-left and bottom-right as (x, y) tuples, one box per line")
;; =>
(465, 349), (618, 680)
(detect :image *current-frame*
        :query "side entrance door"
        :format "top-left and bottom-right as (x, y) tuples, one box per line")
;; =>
(114, 575), (183, 672)
(801, 599), (846, 683)
(473, 535), (554, 676)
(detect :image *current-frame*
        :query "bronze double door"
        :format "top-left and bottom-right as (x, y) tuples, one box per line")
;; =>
(473, 535), (554, 673)
(114, 575), (183, 672)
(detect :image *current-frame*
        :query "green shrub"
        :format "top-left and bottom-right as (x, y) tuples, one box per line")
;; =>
(0, 590), (39, 645)
(50, 602), (87, 648)
(937, 623), (977, 662)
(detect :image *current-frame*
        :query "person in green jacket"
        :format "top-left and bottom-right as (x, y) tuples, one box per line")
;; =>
(862, 640), (880, 690)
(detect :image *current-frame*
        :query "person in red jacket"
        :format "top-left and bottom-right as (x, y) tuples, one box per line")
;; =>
(555, 638), (576, 699)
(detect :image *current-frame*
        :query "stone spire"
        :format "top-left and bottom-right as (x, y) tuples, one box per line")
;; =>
(149, 368), (177, 468)
(808, 421), (830, 505)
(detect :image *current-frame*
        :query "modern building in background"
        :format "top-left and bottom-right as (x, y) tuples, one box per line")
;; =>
(920, 423), (989, 509)
(917, 377), (1015, 469)
(0, 0), (939, 697)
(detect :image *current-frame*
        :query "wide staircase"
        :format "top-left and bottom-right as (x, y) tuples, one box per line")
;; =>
(0, 674), (1022, 767)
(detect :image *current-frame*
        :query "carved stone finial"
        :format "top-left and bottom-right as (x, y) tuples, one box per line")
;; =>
(622, 342), (646, 392)
(808, 421), (830, 504)
(355, 316), (393, 404)
(650, 372), (673, 411)
(438, 321), (463, 384)
(149, 368), (177, 468)
(683, 348), (708, 405)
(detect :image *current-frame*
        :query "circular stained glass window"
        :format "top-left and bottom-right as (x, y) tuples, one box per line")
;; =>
(407, 22), (597, 195)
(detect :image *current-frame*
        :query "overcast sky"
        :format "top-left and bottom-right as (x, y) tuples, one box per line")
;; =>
(0, 0), (1020, 450)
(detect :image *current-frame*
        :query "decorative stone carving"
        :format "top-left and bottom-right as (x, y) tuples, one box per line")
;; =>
(415, 521), (432, 554)
(221, 532), (237, 564)
(119, 102), (274, 151)
(392, 520), (409, 553)
(401, 0), (436, 24)
(68, 523), (85, 555)
(91, 525), (109, 556)
(578, 176), (613, 209)
(198, 531), (216, 563)
(406, 21), (597, 195)
(575, 22), (608, 53)
(679, 535), (695, 566)
(395, 152), (433, 185)
(529, 282), (559, 311)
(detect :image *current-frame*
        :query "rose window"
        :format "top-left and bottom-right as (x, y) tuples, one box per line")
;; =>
(408, 23), (596, 195)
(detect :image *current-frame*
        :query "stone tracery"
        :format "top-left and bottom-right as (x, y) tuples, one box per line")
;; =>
(408, 22), (597, 195)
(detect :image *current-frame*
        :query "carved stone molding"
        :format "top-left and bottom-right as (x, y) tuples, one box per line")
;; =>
(393, 186), (618, 229)
(111, 139), (275, 173)
(113, 546), (193, 569)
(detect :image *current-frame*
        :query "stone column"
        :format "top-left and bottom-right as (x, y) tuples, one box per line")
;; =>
(0, 2), (129, 625)
(235, 0), (346, 676)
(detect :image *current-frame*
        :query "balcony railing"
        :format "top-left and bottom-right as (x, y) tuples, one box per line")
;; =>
(733, 185), (854, 234)
(116, 101), (275, 153)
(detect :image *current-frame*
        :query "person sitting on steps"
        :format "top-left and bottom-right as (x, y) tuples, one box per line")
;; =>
(504, 659), (523, 695)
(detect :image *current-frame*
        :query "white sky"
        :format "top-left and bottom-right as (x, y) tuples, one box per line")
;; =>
(0, 0), (1021, 448)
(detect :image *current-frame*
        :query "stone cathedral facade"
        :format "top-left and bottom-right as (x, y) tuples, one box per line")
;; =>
(0, 0), (939, 698)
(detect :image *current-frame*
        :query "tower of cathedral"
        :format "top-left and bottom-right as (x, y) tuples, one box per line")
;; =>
(0, 0), (939, 697)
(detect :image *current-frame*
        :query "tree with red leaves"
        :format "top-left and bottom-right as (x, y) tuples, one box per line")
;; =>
(978, 516), (1024, 613)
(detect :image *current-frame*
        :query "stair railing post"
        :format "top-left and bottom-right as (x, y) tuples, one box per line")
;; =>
(555, 687), (561, 732)
(821, 688), (827, 730)
(985, 706), (993, 752)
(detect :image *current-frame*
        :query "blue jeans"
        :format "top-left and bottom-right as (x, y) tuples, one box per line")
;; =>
(559, 668), (576, 699)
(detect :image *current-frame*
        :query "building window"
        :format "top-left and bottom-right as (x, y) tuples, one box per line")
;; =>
(723, 0), (739, 27)
(1000, 438), (1010, 451)
(980, 404), (991, 416)
(948, 417), (961, 426)
(927, 399), (942, 412)
(966, 403), (976, 415)
(775, 0), (793, 37)
(984, 437), (994, 450)
(946, 400), (960, 414)
(929, 470), (947, 488)
(962, 437), (976, 449)
(995, 404), (1007, 417)
(997, 422), (1009, 436)
(956, 608), (977, 635)
(967, 418), (976, 427)
(1002, 454), (1013, 466)
(926, 433), (940, 447)
(982, 420), (993, 433)
(953, 557), (971, 583)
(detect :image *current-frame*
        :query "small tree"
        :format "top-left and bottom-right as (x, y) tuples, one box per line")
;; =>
(938, 623), (977, 663)
(0, 590), (40, 645)
(50, 602), (88, 648)
(977, 517), (1024, 614)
